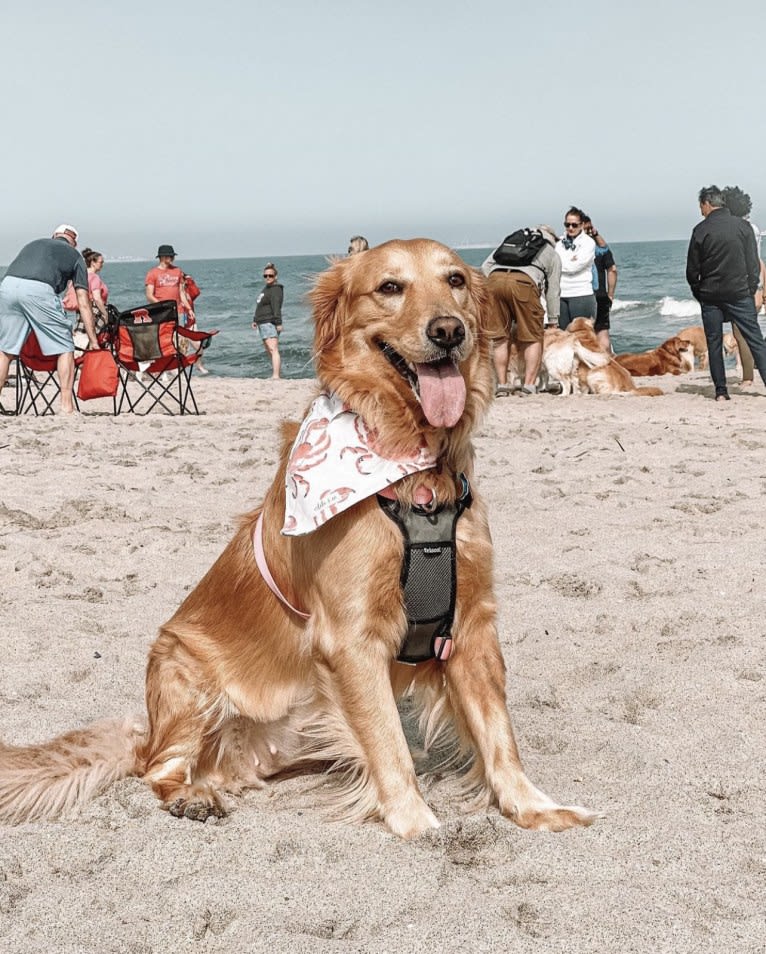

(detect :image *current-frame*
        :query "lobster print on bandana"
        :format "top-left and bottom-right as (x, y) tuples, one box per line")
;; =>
(282, 392), (437, 536)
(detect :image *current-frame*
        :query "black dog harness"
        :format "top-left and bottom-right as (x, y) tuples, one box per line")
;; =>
(378, 475), (472, 664)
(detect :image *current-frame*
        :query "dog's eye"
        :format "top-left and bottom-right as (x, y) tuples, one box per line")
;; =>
(447, 273), (466, 288)
(377, 280), (402, 295)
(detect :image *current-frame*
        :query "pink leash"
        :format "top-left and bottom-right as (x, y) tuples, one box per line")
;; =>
(253, 513), (310, 620)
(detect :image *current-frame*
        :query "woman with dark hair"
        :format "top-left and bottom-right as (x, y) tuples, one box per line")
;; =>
(252, 262), (284, 378)
(555, 206), (597, 329)
(62, 247), (109, 333)
(722, 186), (766, 386)
(82, 248), (109, 330)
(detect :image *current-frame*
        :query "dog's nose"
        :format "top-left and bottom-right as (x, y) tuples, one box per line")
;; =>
(426, 316), (465, 351)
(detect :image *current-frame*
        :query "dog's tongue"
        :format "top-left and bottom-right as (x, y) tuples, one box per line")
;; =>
(414, 360), (466, 428)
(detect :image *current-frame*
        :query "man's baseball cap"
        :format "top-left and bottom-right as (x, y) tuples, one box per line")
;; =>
(53, 224), (79, 240)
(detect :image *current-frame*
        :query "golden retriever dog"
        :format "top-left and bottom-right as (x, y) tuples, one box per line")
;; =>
(677, 325), (709, 369)
(569, 318), (663, 396)
(0, 239), (595, 838)
(541, 326), (611, 395)
(677, 325), (740, 372)
(614, 336), (694, 376)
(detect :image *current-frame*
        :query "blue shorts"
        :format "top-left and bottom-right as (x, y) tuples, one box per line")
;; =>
(0, 276), (75, 356)
(257, 322), (281, 341)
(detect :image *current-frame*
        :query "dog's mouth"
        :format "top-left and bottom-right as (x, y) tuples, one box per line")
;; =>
(377, 342), (466, 428)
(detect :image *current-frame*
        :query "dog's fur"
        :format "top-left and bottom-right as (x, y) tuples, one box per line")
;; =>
(677, 325), (740, 373)
(568, 319), (663, 396)
(614, 336), (694, 376)
(541, 326), (612, 395)
(0, 239), (594, 838)
(677, 326), (710, 369)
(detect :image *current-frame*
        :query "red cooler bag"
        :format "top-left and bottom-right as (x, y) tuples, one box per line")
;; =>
(77, 349), (119, 400)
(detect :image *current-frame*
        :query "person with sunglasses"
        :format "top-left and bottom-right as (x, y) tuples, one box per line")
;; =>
(252, 263), (284, 378)
(555, 207), (597, 330)
(0, 224), (99, 414)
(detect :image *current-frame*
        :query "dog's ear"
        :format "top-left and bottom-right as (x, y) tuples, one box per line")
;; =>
(310, 259), (348, 355)
(468, 267), (493, 339)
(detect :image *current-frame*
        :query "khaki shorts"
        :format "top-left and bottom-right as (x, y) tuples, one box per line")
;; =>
(486, 271), (544, 343)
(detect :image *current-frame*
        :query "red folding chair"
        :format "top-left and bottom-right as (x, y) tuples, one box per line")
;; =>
(15, 332), (84, 416)
(110, 301), (217, 415)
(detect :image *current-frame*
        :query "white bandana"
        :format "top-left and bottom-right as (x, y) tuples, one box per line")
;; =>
(282, 392), (437, 536)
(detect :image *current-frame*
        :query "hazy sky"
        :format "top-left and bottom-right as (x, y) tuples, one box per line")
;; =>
(2, 0), (764, 261)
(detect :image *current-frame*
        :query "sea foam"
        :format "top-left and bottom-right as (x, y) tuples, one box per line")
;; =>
(659, 296), (701, 319)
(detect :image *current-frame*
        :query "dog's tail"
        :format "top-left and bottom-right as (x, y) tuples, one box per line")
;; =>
(634, 386), (664, 397)
(572, 339), (612, 369)
(0, 717), (144, 824)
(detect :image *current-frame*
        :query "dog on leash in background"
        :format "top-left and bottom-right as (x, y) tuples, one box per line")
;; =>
(0, 240), (595, 839)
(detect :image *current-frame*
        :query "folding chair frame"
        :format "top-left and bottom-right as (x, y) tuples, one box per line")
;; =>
(14, 334), (82, 416)
(108, 302), (216, 416)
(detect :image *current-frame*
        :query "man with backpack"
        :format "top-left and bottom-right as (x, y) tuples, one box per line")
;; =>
(481, 225), (561, 395)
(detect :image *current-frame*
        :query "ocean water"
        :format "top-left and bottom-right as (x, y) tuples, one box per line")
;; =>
(7, 240), (761, 379)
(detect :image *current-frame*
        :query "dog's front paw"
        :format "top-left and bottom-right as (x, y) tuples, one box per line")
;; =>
(166, 786), (227, 822)
(384, 792), (440, 839)
(513, 803), (598, 832)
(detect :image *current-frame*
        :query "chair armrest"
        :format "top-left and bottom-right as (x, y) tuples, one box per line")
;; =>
(178, 327), (218, 343)
(178, 327), (218, 351)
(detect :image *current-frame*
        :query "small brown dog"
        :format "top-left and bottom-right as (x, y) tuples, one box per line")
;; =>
(0, 240), (595, 838)
(615, 336), (693, 376)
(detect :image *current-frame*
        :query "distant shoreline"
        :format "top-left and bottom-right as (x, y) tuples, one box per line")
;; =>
(0, 237), (701, 270)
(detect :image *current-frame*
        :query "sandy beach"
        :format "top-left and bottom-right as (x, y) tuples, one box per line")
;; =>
(1, 371), (764, 954)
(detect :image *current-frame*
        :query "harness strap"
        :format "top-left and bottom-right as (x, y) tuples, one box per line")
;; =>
(253, 513), (310, 620)
(379, 473), (472, 664)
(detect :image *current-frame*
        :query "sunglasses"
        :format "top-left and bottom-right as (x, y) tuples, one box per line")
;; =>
(263, 273), (276, 278)
(564, 222), (581, 228)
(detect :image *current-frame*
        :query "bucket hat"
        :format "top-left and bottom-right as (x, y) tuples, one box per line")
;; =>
(156, 244), (177, 257)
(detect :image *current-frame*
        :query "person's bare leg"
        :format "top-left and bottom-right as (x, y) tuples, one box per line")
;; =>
(264, 338), (281, 379)
(0, 351), (12, 394)
(520, 340), (542, 388)
(492, 338), (509, 387)
(732, 323), (753, 384)
(597, 329), (612, 353)
(56, 352), (76, 414)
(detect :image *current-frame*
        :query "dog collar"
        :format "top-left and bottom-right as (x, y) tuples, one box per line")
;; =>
(282, 392), (437, 536)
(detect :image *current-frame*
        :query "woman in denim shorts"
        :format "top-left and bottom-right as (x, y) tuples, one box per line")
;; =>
(252, 262), (283, 378)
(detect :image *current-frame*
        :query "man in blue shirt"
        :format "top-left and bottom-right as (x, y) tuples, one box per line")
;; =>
(583, 215), (617, 353)
(0, 225), (99, 414)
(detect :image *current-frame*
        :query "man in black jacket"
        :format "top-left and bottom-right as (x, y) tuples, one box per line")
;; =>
(686, 185), (766, 401)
